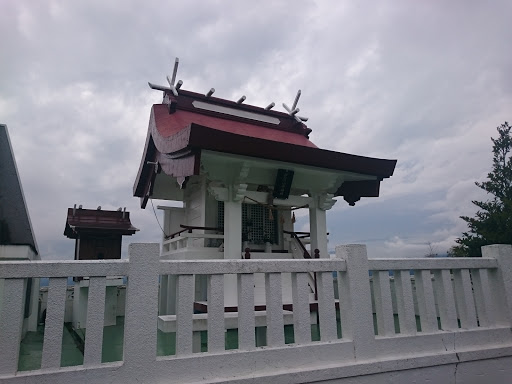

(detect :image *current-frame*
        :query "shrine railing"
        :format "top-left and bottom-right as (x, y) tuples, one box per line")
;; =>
(162, 225), (224, 253)
(283, 230), (311, 258)
(1, 244), (512, 383)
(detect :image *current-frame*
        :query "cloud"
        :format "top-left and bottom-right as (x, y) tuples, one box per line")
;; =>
(1, 0), (511, 259)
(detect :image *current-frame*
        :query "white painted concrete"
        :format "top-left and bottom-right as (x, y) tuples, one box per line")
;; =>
(309, 204), (328, 258)
(72, 277), (123, 329)
(0, 245), (40, 336)
(1, 244), (512, 383)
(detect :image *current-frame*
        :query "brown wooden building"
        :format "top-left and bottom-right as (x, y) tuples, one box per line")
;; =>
(64, 207), (138, 260)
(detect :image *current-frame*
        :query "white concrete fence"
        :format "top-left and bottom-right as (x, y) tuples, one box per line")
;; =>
(1, 244), (512, 383)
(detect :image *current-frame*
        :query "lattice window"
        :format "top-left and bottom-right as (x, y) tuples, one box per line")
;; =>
(217, 201), (278, 244)
(217, 201), (224, 230)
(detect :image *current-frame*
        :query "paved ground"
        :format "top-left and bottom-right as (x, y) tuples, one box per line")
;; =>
(19, 311), (417, 371)
(17, 316), (331, 371)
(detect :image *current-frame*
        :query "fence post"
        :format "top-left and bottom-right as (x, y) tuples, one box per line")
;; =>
(123, 243), (160, 375)
(0, 279), (25, 375)
(482, 244), (512, 325)
(336, 244), (375, 359)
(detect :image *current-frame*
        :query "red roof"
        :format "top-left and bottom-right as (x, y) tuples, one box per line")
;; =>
(133, 89), (397, 207)
(152, 105), (318, 148)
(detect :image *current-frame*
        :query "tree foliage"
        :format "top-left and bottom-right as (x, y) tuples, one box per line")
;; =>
(449, 122), (512, 257)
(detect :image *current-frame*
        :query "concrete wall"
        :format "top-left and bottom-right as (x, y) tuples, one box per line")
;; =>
(2, 244), (512, 383)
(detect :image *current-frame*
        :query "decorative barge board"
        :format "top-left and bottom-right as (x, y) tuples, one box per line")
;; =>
(134, 66), (396, 308)
(63, 207), (138, 329)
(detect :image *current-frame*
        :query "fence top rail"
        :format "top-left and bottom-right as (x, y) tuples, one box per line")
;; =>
(0, 260), (129, 279)
(159, 258), (346, 275)
(368, 257), (498, 271)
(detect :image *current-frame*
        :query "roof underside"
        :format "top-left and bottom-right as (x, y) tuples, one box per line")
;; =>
(133, 89), (397, 207)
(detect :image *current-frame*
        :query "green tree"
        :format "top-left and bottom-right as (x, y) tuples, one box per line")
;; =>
(449, 122), (512, 257)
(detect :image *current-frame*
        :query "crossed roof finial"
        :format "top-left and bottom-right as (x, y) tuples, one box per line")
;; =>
(148, 58), (308, 122)
(148, 57), (183, 96)
(283, 90), (308, 123)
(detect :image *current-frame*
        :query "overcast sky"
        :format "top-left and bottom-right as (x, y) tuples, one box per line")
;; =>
(1, 0), (511, 259)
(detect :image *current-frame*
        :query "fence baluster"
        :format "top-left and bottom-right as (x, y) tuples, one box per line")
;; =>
(176, 274), (194, 355)
(291, 272), (311, 344)
(394, 270), (416, 335)
(471, 268), (494, 327)
(453, 269), (478, 329)
(41, 277), (68, 369)
(414, 270), (437, 333)
(316, 271), (337, 341)
(208, 274), (225, 353)
(238, 273), (255, 350)
(373, 270), (395, 336)
(433, 269), (458, 331)
(84, 276), (107, 366)
(265, 272), (285, 347)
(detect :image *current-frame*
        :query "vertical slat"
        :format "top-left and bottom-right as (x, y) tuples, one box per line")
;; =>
(453, 269), (478, 329)
(207, 274), (225, 353)
(394, 270), (416, 335)
(0, 279), (25, 375)
(337, 270), (350, 339)
(159, 275), (169, 315)
(237, 273), (255, 350)
(166, 275), (177, 315)
(84, 277), (106, 366)
(176, 274), (195, 356)
(433, 269), (458, 331)
(41, 277), (68, 369)
(316, 271), (337, 341)
(291, 272), (311, 344)
(414, 270), (437, 333)
(471, 268), (494, 327)
(372, 271), (395, 336)
(265, 272), (284, 347)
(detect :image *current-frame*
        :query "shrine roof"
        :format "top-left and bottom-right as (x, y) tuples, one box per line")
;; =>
(64, 208), (139, 239)
(133, 88), (397, 207)
(152, 104), (318, 148)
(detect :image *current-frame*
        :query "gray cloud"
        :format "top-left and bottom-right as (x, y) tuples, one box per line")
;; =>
(1, 0), (511, 259)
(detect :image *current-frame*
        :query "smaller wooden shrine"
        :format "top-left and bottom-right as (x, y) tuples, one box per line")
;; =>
(64, 205), (138, 329)
(64, 206), (138, 260)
